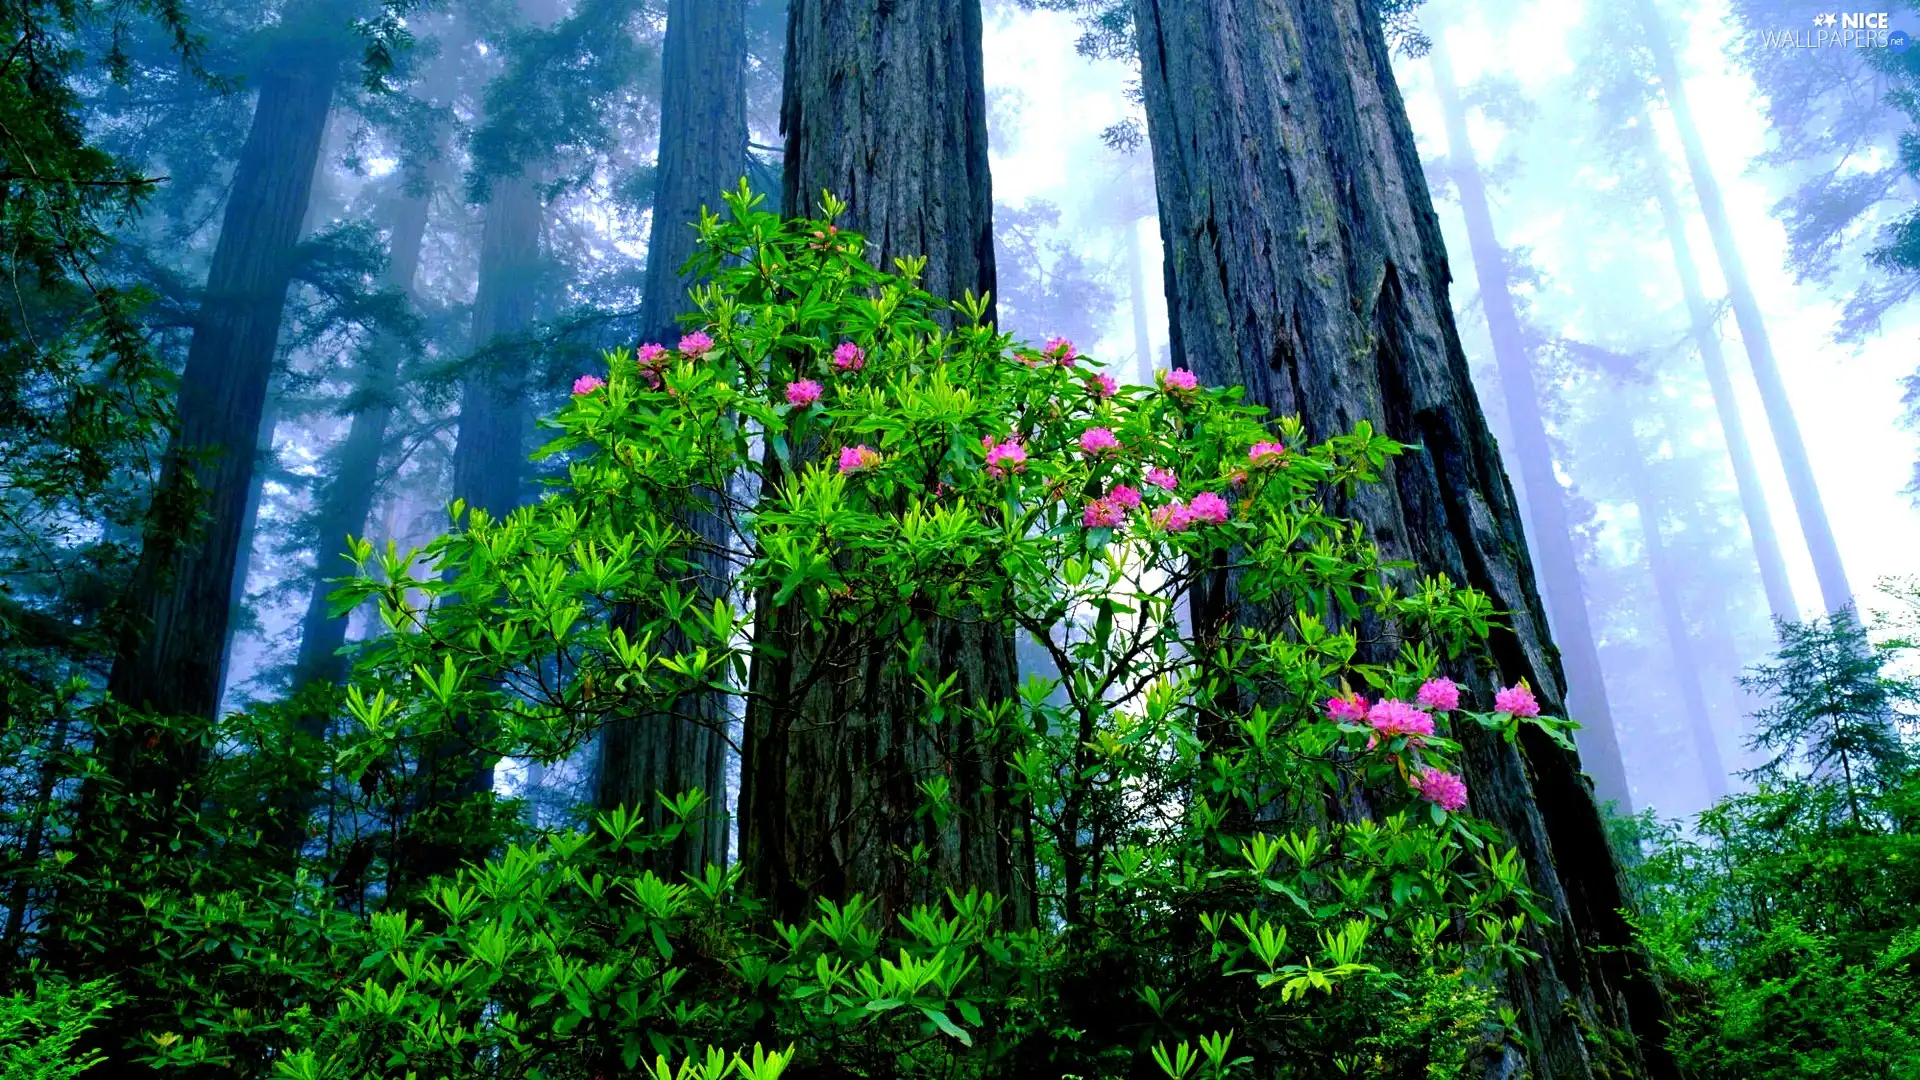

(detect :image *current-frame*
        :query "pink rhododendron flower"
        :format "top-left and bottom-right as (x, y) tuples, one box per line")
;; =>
(1249, 440), (1287, 466)
(1326, 692), (1369, 724)
(636, 343), (669, 388)
(984, 436), (1028, 478)
(1368, 699), (1436, 743)
(1152, 501), (1195, 532)
(786, 380), (823, 408)
(1044, 336), (1078, 366)
(1413, 768), (1468, 812)
(1417, 677), (1460, 712)
(571, 374), (605, 396)
(832, 342), (866, 372)
(1188, 491), (1229, 525)
(1082, 498), (1126, 529)
(1495, 683), (1540, 718)
(1092, 372), (1118, 399)
(678, 331), (714, 358)
(1144, 466), (1178, 491)
(1108, 484), (1142, 510)
(1160, 368), (1199, 394)
(837, 445), (881, 474)
(1079, 427), (1121, 457)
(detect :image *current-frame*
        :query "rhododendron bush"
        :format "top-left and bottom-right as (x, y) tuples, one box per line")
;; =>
(133, 188), (1587, 1077)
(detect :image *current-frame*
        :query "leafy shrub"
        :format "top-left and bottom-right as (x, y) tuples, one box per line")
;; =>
(35, 187), (1587, 1078)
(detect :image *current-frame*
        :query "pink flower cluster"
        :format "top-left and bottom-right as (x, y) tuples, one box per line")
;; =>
(1144, 466), (1178, 491)
(1417, 677), (1460, 712)
(678, 331), (714, 359)
(571, 374), (605, 396)
(1495, 683), (1540, 718)
(1160, 368), (1200, 394)
(1150, 492), (1227, 532)
(833, 342), (866, 372)
(1248, 440), (1287, 466)
(837, 445), (881, 474)
(1326, 692), (1369, 724)
(1109, 484), (1142, 510)
(1082, 499), (1127, 528)
(1413, 768), (1468, 812)
(983, 435), (1028, 479)
(786, 380), (823, 408)
(637, 342), (670, 388)
(1091, 372), (1118, 400)
(1368, 699), (1436, 744)
(1079, 427), (1121, 458)
(1043, 336), (1078, 366)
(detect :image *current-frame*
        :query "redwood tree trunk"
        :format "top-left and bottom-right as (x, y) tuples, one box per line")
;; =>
(1431, 42), (1633, 812)
(451, 175), (543, 521)
(742, 0), (1031, 927)
(593, 0), (747, 875)
(1637, 0), (1852, 615)
(105, 67), (334, 722)
(1131, 1), (1680, 1075)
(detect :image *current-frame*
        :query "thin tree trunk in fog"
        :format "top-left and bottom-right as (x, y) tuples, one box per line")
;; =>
(593, 0), (746, 876)
(1126, 218), (1155, 384)
(99, 65), (335, 738)
(1431, 44), (1633, 812)
(218, 387), (282, 706)
(451, 176), (542, 520)
(1609, 401), (1728, 802)
(291, 184), (432, 694)
(1132, 4), (1679, 1076)
(271, 180), (433, 853)
(745, 0), (1031, 929)
(405, 173), (543, 882)
(1638, 120), (1798, 625)
(1637, 0), (1853, 615)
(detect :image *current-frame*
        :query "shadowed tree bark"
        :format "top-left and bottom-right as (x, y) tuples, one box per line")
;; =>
(1131, 1), (1681, 1075)
(1430, 41), (1633, 812)
(94, 61), (335, 810)
(741, 0), (1032, 928)
(1636, 0), (1852, 615)
(593, 0), (747, 875)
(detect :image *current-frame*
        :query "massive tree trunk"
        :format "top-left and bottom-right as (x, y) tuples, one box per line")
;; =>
(592, 0), (746, 875)
(1636, 0), (1852, 615)
(1608, 401), (1728, 803)
(1637, 119), (1798, 624)
(101, 63), (335, 737)
(69, 60), (335, 1062)
(1430, 42), (1633, 811)
(742, 0), (1031, 928)
(1131, 2), (1680, 1076)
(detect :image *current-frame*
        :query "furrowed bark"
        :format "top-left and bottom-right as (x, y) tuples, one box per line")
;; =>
(1130, 0), (1681, 1075)
(743, 0), (1032, 928)
(1431, 41), (1633, 812)
(593, 0), (747, 875)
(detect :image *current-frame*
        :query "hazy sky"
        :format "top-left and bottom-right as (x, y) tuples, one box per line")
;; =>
(983, 0), (1920, 626)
